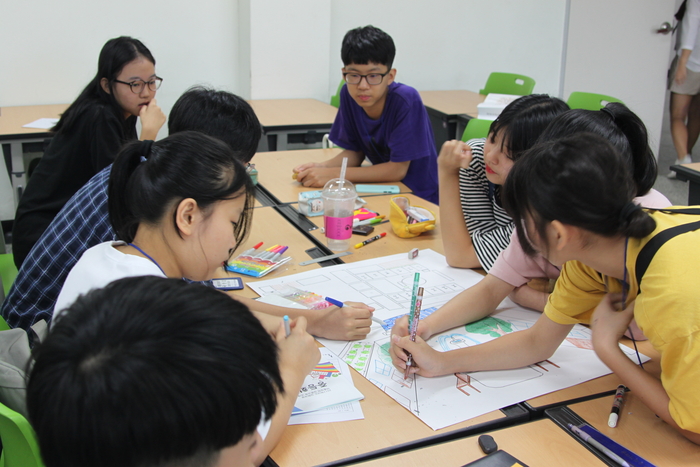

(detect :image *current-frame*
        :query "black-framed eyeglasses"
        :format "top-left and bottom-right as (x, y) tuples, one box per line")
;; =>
(343, 71), (389, 86)
(113, 77), (163, 94)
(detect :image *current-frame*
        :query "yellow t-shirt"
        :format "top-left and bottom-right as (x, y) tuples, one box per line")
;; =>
(545, 209), (700, 433)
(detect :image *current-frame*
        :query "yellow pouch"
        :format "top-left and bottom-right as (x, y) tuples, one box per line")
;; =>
(389, 196), (436, 238)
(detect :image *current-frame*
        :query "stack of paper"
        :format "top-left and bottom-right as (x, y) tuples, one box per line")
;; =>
(289, 348), (364, 425)
(477, 94), (520, 120)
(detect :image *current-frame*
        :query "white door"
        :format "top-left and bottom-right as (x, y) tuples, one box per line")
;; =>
(562, 0), (679, 157)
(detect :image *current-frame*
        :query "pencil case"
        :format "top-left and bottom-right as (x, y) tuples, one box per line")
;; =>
(389, 196), (436, 239)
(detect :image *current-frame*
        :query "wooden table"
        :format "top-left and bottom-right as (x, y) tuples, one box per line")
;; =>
(248, 99), (338, 152)
(251, 147), (411, 205)
(547, 384), (700, 466)
(354, 419), (602, 467)
(418, 90), (486, 151)
(524, 339), (661, 417)
(268, 372), (525, 467)
(0, 104), (68, 210)
(670, 162), (700, 205)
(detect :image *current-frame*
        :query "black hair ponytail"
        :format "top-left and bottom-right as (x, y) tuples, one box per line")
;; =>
(108, 131), (254, 247)
(603, 103), (658, 196)
(537, 103), (657, 197)
(503, 133), (656, 257)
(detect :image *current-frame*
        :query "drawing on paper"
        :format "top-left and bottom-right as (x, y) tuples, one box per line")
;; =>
(250, 250), (650, 431)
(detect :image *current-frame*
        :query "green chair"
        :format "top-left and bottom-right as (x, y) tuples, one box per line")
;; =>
(0, 401), (45, 467)
(461, 119), (493, 142)
(0, 254), (18, 302)
(479, 72), (535, 96)
(566, 91), (624, 110)
(330, 79), (345, 108)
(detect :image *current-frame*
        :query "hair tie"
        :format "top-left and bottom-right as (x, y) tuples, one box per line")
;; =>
(139, 140), (154, 162)
(600, 107), (615, 121)
(619, 202), (640, 223)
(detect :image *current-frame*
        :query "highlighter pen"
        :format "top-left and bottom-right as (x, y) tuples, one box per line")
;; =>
(355, 232), (386, 249)
(283, 315), (291, 337)
(568, 424), (630, 467)
(353, 215), (386, 226)
(608, 385), (626, 427)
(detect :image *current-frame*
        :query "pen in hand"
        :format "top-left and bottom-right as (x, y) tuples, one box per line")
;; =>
(325, 297), (386, 326)
(283, 315), (291, 337)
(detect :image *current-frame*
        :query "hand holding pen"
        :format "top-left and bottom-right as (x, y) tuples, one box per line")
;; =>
(404, 287), (424, 379)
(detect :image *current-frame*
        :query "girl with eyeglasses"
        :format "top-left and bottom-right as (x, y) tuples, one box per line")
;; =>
(13, 36), (166, 269)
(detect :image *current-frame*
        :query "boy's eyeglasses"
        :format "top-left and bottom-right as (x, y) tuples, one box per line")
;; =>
(343, 72), (389, 86)
(113, 77), (163, 94)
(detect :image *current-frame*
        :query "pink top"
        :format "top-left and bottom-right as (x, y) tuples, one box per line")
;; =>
(489, 189), (672, 287)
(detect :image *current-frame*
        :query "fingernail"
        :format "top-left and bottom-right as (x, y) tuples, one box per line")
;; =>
(392, 335), (399, 344)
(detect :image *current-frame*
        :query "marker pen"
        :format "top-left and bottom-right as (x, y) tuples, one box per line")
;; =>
(355, 232), (386, 249)
(608, 385), (626, 428)
(240, 242), (263, 257)
(283, 315), (291, 337)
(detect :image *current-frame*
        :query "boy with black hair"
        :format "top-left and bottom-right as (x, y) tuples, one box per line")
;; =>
(294, 25), (439, 204)
(2, 87), (373, 340)
(28, 276), (318, 466)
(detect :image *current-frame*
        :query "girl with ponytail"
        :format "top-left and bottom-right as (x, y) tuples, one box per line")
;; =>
(393, 133), (700, 445)
(54, 131), (320, 461)
(55, 131), (255, 314)
(390, 104), (671, 361)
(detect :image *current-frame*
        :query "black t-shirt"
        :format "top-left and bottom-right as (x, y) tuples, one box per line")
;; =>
(12, 101), (136, 268)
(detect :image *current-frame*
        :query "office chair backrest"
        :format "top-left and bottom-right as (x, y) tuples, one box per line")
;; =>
(566, 91), (624, 110)
(0, 401), (45, 467)
(479, 72), (535, 96)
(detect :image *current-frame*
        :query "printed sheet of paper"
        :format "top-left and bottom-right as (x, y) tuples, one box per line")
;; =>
(22, 118), (58, 129)
(250, 250), (648, 430)
(292, 347), (364, 415)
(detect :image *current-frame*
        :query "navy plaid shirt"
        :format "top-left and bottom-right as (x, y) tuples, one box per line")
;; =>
(1, 166), (115, 330)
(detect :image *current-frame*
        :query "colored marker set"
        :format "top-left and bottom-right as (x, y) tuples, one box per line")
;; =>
(225, 242), (291, 278)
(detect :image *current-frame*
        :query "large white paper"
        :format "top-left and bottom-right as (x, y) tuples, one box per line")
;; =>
(22, 118), (58, 129)
(250, 250), (648, 430)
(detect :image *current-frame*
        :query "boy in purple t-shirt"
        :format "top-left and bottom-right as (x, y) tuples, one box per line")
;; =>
(293, 25), (439, 204)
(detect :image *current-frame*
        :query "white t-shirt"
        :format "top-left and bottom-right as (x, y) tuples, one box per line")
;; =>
(680, 0), (700, 72)
(53, 241), (165, 321)
(52, 241), (273, 440)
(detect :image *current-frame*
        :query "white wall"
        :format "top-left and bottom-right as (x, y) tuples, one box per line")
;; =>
(244, 0), (331, 101)
(562, 0), (677, 157)
(1, 0), (566, 111)
(327, 0), (567, 101)
(0, 0), (241, 139)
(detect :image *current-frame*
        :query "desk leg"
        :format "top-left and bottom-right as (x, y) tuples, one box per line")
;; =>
(10, 141), (26, 207)
(688, 180), (700, 205)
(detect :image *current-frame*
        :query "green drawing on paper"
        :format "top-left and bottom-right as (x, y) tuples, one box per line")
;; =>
(465, 316), (513, 338)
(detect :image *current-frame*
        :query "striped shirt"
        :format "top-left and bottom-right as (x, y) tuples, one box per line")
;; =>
(458, 138), (514, 271)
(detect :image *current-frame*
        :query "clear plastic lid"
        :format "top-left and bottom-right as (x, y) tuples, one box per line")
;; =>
(322, 178), (356, 198)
